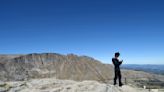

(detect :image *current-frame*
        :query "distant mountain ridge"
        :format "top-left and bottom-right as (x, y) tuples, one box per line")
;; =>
(0, 53), (164, 82)
(122, 64), (164, 75)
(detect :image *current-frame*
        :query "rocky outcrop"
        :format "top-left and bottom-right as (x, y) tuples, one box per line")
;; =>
(0, 81), (11, 92)
(5, 78), (152, 92)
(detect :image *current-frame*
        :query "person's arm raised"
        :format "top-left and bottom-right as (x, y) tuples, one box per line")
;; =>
(119, 60), (123, 65)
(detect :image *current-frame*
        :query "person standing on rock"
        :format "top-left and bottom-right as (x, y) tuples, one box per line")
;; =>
(112, 52), (123, 86)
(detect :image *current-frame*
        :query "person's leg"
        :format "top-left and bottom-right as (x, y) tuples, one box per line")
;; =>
(114, 70), (118, 85)
(118, 70), (123, 86)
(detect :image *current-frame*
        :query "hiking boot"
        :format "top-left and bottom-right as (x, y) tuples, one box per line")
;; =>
(119, 83), (123, 87)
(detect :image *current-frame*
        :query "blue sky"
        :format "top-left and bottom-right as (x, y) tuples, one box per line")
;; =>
(0, 0), (164, 64)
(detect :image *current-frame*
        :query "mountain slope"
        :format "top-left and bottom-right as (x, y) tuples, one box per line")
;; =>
(0, 53), (164, 82)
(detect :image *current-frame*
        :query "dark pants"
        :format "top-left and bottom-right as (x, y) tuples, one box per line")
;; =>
(114, 69), (122, 85)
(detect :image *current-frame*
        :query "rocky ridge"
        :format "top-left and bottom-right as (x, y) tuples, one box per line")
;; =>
(0, 53), (163, 82)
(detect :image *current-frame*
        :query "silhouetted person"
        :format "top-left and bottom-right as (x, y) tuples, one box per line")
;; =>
(112, 52), (123, 86)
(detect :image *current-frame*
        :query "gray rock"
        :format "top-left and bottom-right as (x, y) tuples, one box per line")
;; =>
(0, 81), (5, 87)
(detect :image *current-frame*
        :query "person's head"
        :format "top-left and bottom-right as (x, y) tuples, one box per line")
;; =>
(115, 52), (120, 58)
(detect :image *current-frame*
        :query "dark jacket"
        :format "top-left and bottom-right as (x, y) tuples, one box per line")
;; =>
(112, 58), (122, 70)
